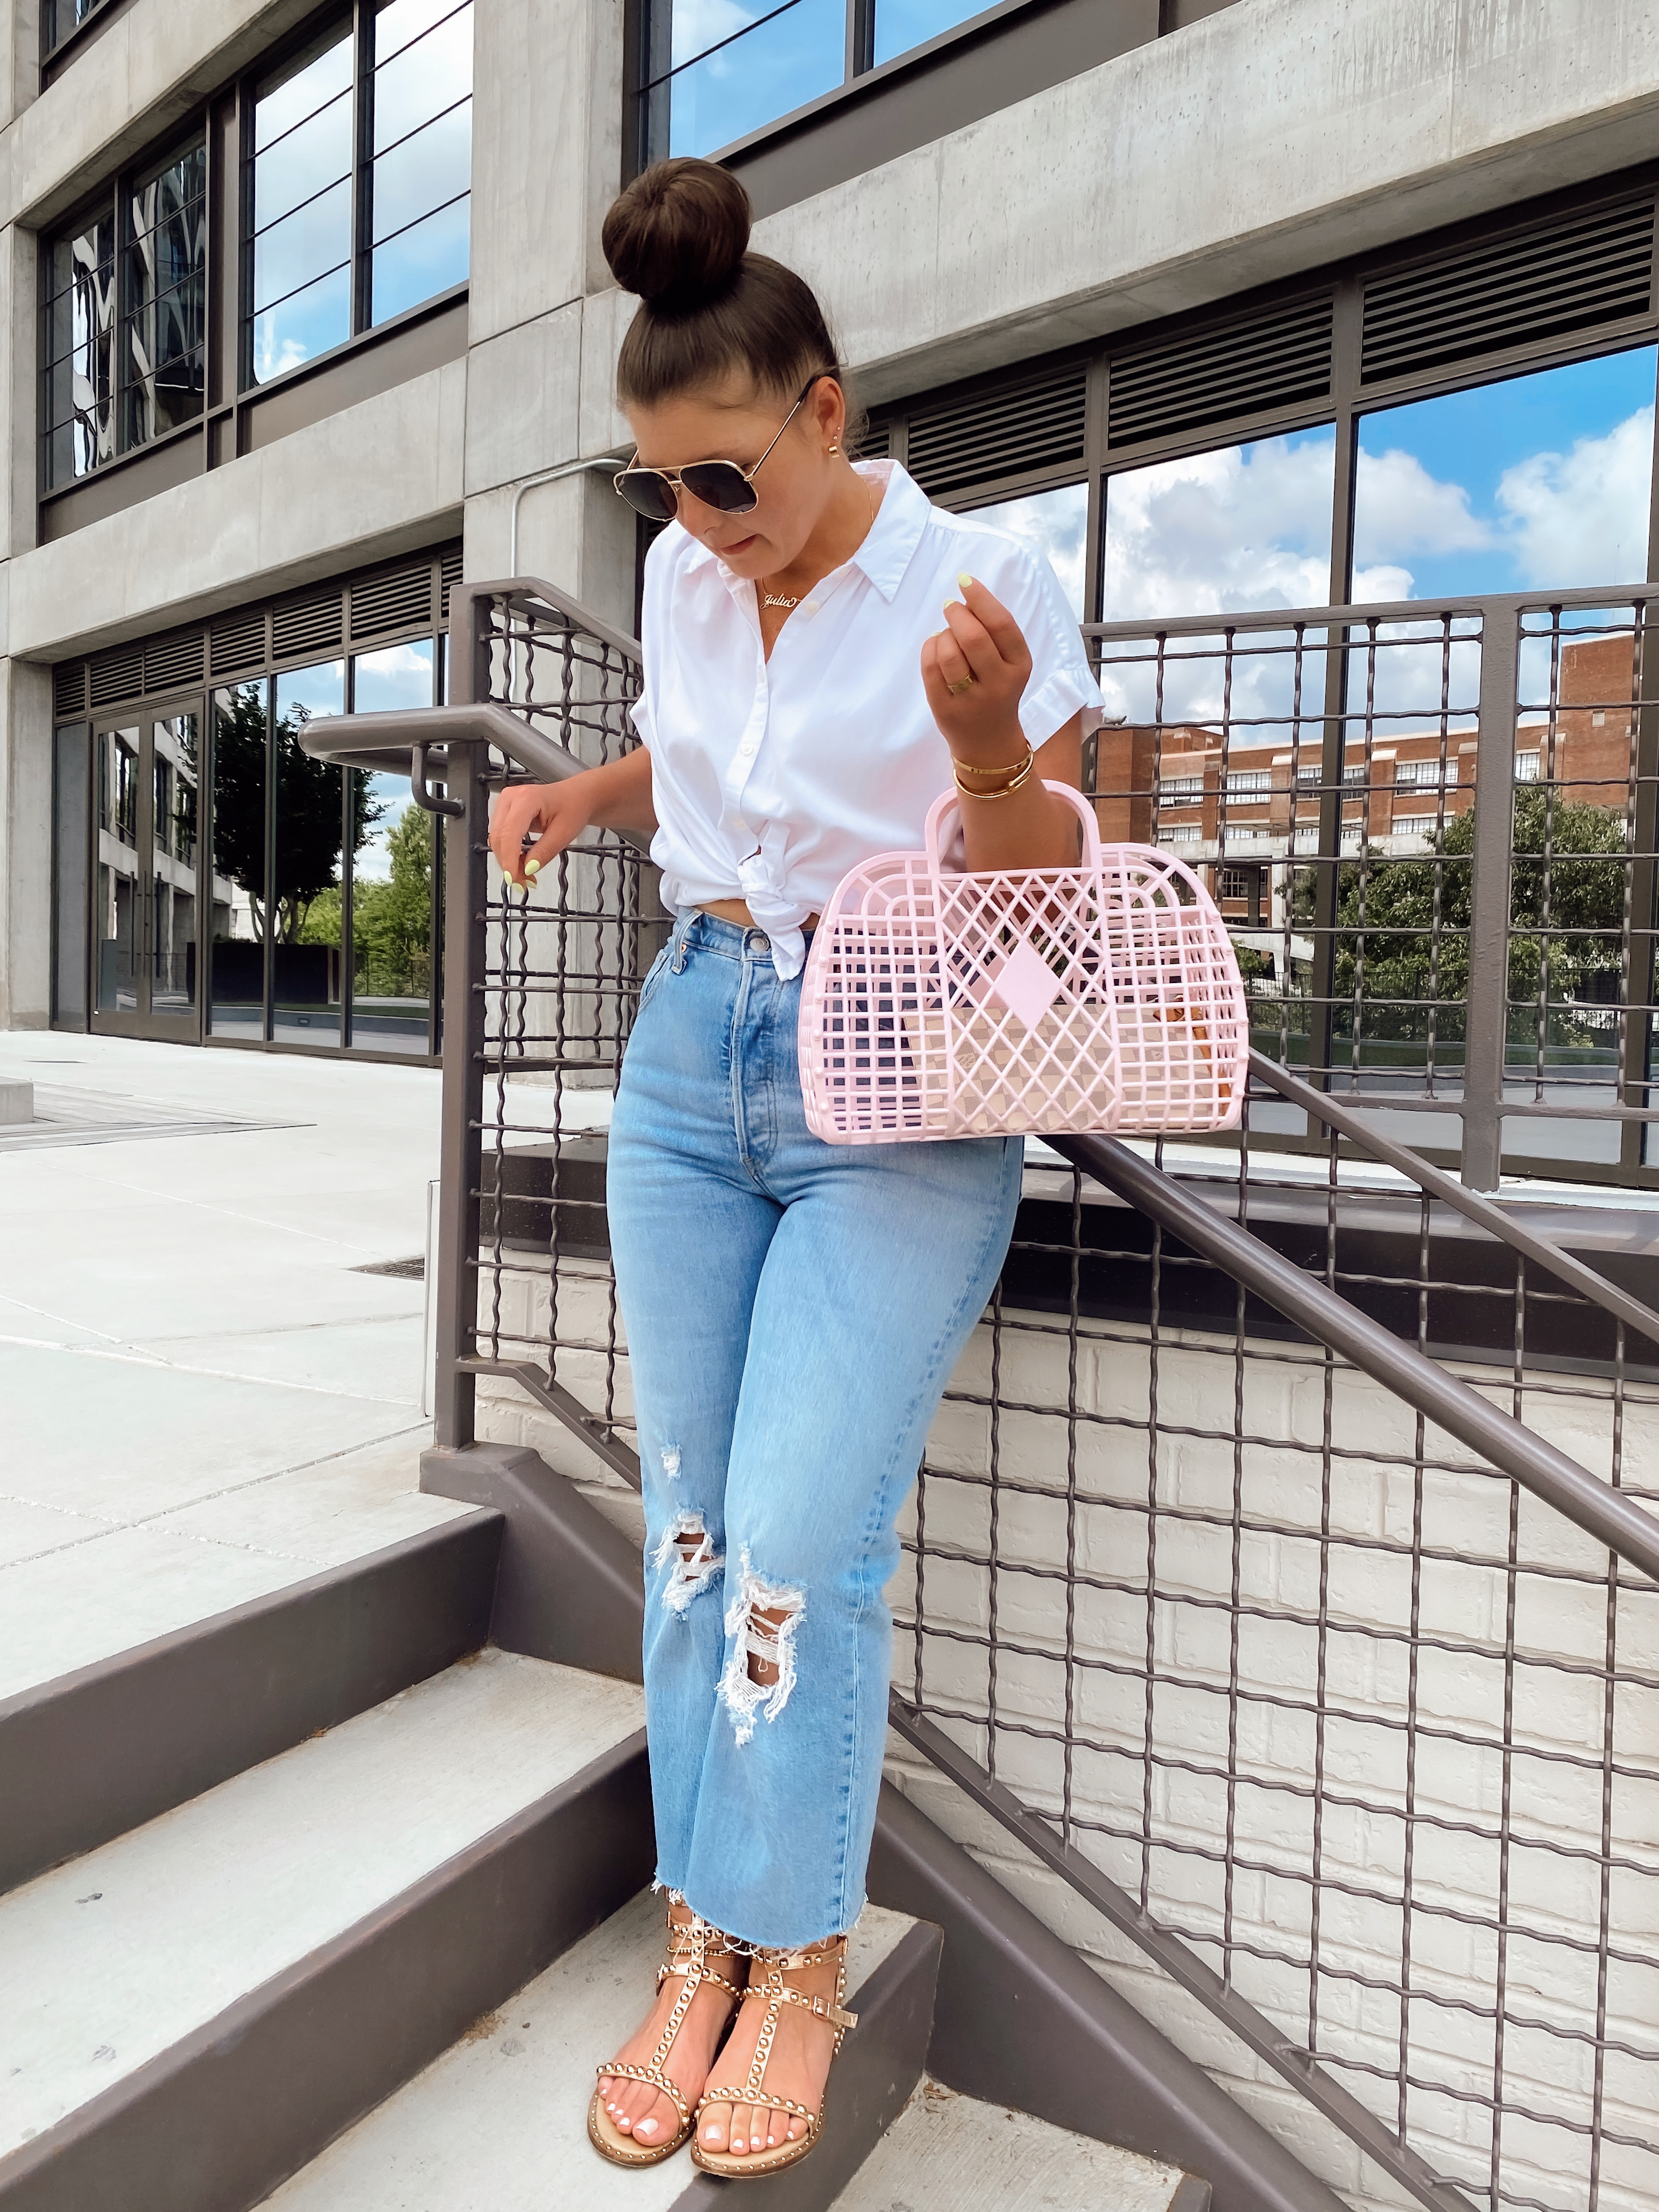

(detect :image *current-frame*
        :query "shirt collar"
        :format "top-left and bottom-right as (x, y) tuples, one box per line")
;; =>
(675, 460), (930, 605)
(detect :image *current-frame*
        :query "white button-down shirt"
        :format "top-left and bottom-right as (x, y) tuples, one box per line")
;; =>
(633, 460), (1105, 980)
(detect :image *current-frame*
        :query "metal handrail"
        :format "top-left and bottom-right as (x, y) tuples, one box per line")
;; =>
(1082, 579), (1658, 641)
(1057, 1132), (1659, 1585)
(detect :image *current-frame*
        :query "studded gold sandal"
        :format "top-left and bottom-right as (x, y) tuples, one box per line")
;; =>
(690, 1934), (858, 2178)
(588, 1906), (745, 2167)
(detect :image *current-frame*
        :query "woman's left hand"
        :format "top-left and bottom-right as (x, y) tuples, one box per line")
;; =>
(920, 576), (1032, 766)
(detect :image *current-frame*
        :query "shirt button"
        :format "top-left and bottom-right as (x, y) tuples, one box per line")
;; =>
(740, 741), (757, 756)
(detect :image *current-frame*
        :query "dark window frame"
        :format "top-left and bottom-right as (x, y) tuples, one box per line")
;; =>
(41, 0), (126, 70)
(238, 0), (475, 400)
(39, 117), (210, 502)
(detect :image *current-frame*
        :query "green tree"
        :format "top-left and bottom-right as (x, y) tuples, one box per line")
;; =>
(210, 687), (383, 941)
(1291, 789), (1627, 1047)
(298, 801), (434, 999)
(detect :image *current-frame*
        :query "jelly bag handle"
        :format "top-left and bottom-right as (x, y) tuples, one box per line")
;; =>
(923, 777), (1103, 876)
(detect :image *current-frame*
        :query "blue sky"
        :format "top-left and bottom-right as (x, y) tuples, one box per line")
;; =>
(1352, 346), (1656, 600)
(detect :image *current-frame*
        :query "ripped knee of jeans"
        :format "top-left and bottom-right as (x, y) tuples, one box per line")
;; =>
(652, 1512), (722, 1616)
(719, 1547), (805, 1747)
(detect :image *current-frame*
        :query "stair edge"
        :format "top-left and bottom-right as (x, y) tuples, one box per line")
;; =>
(0, 1511), (504, 1897)
(0, 1726), (653, 2212)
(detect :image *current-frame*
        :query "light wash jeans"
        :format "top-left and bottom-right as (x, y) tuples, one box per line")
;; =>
(607, 909), (1023, 1948)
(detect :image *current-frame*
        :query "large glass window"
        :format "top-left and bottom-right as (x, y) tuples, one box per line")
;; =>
(962, 484), (1088, 620)
(639, 0), (1002, 157)
(245, 1), (473, 387)
(42, 135), (206, 490)
(42, 0), (115, 57)
(272, 663), (348, 1045)
(347, 641), (438, 1055)
(209, 685), (270, 1039)
(1351, 349), (1657, 601)
(1103, 428), (1337, 621)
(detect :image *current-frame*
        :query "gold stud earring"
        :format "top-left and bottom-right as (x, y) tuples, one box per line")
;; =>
(828, 443), (840, 455)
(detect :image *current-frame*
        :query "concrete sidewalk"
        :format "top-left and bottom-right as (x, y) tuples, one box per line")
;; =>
(0, 1032), (468, 1702)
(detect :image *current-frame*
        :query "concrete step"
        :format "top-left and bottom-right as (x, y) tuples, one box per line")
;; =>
(261, 1891), (939, 2212)
(0, 1507), (503, 1896)
(0, 1651), (652, 2212)
(829, 2077), (1206, 2211)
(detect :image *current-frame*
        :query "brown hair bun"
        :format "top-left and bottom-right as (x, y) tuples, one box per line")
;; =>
(602, 158), (752, 316)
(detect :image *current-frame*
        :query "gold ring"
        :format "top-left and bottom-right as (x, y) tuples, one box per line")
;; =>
(947, 678), (973, 696)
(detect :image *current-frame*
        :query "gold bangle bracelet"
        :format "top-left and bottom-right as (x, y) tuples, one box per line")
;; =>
(954, 749), (1037, 801)
(953, 747), (1032, 782)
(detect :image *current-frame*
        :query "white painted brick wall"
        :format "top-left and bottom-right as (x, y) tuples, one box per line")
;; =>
(471, 1251), (1659, 2212)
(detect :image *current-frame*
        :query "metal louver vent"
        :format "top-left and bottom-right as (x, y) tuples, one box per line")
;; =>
(210, 611), (267, 678)
(1361, 195), (1656, 385)
(439, 545), (463, 616)
(855, 421), (891, 463)
(272, 587), (343, 664)
(350, 562), (432, 644)
(53, 661), (88, 719)
(1108, 296), (1333, 448)
(906, 370), (1087, 500)
(143, 630), (205, 695)
(89, 647), (143, 710)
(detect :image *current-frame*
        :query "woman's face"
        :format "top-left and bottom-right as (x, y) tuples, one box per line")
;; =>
(625, 373), (844, 578)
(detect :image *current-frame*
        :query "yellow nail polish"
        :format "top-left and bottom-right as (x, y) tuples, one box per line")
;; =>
(525, 857), (541, 876)
(958, 571), (975, 591)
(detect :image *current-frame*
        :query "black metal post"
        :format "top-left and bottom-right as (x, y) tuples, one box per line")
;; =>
(432, 587), (492, 1450)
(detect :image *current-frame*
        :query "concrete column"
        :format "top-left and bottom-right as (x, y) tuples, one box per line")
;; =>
(1, 0), (40, 132)
(0, 655), (53, 1030)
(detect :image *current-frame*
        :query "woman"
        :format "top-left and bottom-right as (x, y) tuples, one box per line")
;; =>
(488, 156), (1104, 2179)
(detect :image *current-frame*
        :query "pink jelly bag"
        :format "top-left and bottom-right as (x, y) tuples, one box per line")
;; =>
(799, 780), (1249, 1145)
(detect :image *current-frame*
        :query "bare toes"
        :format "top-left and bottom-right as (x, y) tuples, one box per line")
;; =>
(701, 2100), (730, 2151)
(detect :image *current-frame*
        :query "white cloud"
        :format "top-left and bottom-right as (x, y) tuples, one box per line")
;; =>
(1101, 437), (1337, 738)
(1351, 446), (1493, 565)
(1103, 435), (1335, 624)
(1495, 405), (1654, 590)
(671, 0), (756, 66)
(965, 484), (1087, 620)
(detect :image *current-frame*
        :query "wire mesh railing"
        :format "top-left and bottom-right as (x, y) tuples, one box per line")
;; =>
(302, 576), (1659, 2212)
(1085, 588), (1658, 1190)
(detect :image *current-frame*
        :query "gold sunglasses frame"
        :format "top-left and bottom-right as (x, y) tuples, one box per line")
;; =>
(611, 373), (835, 519)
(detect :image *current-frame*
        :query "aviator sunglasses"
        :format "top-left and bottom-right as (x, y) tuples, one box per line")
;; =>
(611, 373), (834, 523)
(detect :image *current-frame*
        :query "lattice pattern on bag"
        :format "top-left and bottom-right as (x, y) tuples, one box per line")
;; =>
(800, 782), (1247, 1145)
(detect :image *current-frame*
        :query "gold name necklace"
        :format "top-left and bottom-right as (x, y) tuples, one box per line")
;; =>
(760, 586), (800, 609)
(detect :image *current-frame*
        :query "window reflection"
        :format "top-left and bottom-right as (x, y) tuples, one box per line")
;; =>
(960, 483), (1087, 620)
(371, 0), (474, 323)
(209, 684), (269, 1036)
(122, 143), (207, 451)
(44, 0), (116, 52)
(95, 726), (141, 1012)
(273, 663), (348, 1045)
(657, 0), (844, 159)
(151, 714), (201, 1017)
(42, 212), (117, 487)
(1104, 428), (1336, 620)
(1352, 348), (1657, 600)
(350, 640), (436, 1053)
(872, 0), (984, 64)
(249, 25), (355, 381)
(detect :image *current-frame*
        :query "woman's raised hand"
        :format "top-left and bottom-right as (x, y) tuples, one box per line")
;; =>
(488, 777), (594, 889)
(920, 575), (1033, 766)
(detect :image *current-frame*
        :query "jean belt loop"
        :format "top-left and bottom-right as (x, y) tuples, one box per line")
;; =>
(670, 911), (691, 974)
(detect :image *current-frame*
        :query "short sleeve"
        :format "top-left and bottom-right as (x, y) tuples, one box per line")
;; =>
(969, 532), (1105, 747)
